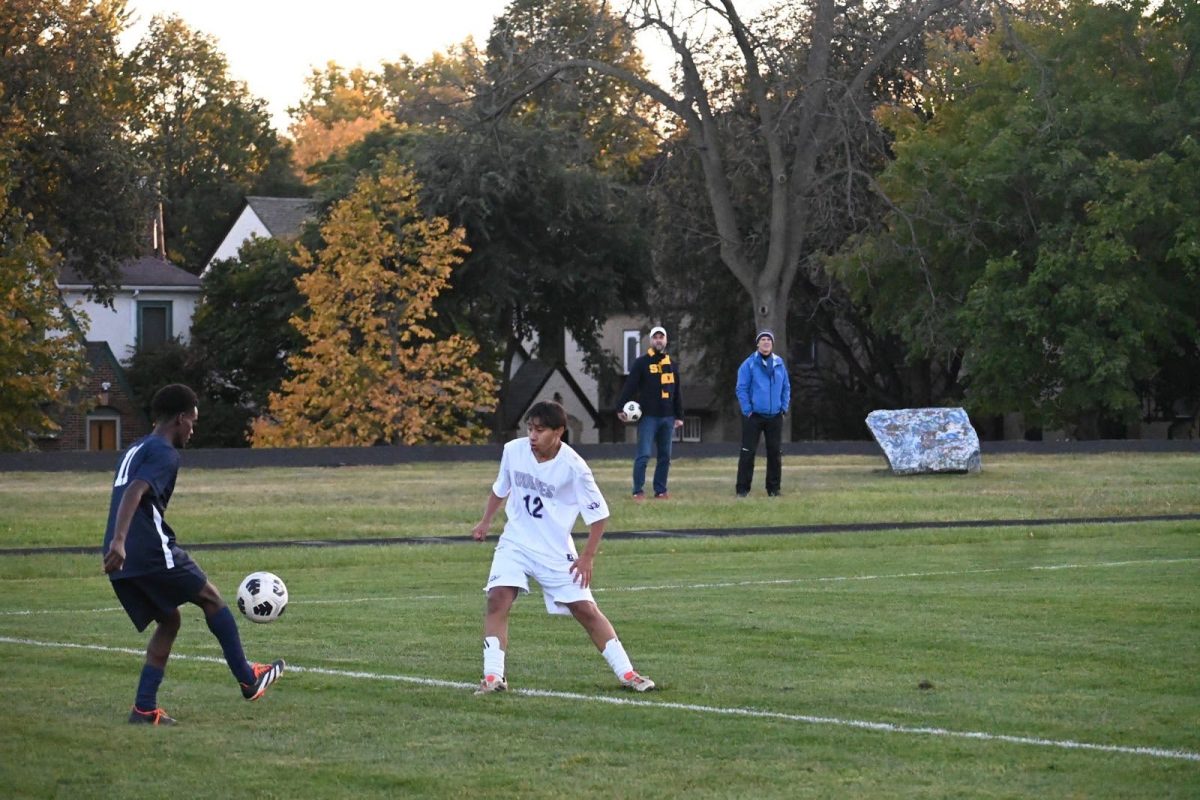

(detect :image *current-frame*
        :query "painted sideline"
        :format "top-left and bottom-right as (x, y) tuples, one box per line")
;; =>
(0, 635), (1196, 763)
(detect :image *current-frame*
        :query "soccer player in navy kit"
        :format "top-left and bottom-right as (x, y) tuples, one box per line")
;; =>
(471, 400), (655, 695)
(103, 384), (284, 725)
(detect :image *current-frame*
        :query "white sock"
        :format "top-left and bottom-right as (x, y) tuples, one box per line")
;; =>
(483, 636), (505, 679)
(602, 638), (634, 679)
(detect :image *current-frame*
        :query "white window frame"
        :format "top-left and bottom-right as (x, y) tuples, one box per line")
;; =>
(622, 330), (641, 374)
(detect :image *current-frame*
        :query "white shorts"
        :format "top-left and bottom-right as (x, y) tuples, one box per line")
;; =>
(483, 538), (594, 616)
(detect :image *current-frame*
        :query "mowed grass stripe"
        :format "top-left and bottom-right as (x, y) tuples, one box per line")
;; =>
(2, 555), (1194, 615)
(3, 634), (1197, 764)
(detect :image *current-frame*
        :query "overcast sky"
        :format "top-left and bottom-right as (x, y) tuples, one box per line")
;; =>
(120, 1), (776, 133)
(121, 1), (517, 132)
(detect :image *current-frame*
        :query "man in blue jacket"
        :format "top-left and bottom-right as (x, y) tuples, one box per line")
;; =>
(735, 330), (791, 497)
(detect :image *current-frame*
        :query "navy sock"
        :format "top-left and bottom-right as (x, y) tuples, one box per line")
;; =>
(205, 606), (255, 685)
(134, 663), (164, 711)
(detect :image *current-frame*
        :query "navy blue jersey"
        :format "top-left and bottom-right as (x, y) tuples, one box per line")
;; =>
(102, 435), (185, 579)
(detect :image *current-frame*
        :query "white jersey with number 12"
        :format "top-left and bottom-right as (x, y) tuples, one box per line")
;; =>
(492, 438), (610, 560)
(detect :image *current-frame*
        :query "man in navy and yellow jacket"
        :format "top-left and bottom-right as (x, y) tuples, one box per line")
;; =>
(616, 325), (684, 499)
(735, 330), (790, 497)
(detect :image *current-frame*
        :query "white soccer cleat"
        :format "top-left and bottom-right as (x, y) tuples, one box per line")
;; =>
(620, 671), (656, 692)
(474, 674), (508, 695)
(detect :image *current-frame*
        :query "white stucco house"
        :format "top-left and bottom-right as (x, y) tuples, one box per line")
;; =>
(57, 256), (203, 362)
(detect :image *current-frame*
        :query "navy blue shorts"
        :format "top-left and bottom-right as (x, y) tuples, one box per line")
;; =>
(111, 558), (208, 632)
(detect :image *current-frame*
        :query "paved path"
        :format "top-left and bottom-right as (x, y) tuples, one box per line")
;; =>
(4, 513), (1196, 557)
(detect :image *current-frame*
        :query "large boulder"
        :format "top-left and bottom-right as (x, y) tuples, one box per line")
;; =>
(865, 407), (982, 475)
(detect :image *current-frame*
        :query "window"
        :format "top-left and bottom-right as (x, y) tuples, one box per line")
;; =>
(137, 301), (172, 350)
(622, 330), (641, 374)
(793, 338), (817, 367)
(673, 415), (702, 443)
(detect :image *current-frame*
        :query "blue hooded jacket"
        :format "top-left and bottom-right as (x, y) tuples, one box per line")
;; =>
(735, 351), (791, 417)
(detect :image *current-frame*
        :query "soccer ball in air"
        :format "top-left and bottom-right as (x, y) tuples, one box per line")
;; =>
(622, 400), (643, 422)
(237, 571), (289, 623)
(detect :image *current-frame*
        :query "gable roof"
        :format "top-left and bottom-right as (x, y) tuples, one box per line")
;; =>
(500, 359), (600, 430)
(245, 196), (315, 239)
(58, 255), (201, 290)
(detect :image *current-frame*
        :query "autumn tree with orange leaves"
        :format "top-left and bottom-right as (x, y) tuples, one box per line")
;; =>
(251, 156), (495, 447)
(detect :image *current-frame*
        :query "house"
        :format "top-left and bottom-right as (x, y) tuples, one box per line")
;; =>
(497, 355), (601, 444)
(204, 196), (315, 273)
(35, 342), (150, 452)
(511, 316), (727, 445)
(57, 256), (203, 362)
(42, 255), (202, 452)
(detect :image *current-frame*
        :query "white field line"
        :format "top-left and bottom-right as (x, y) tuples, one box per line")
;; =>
(0, 634), (1197, 764)
(1, 557), (1196, 617)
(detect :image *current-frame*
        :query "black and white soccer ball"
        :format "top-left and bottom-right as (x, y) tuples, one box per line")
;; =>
(622, 400), (643, 422)
(237, 571), (288, 624)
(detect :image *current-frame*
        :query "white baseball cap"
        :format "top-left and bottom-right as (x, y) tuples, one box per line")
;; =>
(649, 325), (667, 338)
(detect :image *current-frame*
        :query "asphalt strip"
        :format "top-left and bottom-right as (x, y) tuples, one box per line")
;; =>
(3, 513), (1197, 557)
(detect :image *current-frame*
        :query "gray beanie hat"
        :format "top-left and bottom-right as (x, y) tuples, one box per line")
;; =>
(755, 329), (774, 343)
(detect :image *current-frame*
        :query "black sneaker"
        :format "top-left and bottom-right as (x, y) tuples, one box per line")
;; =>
(129, 706), (176, 725)
(241, 659), (286, 701)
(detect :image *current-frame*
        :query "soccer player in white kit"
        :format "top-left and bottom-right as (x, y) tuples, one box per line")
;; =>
(471, 400), (656, 694)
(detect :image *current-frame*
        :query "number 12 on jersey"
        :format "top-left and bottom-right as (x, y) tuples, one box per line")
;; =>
(523, 494), (544, 518)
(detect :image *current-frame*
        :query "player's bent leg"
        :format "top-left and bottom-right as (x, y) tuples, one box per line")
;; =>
(567, 602), (657, 691)
(477, 586), (519, 695)
(146, 608), (181, 669)
(191, 580), (227, 617)
(567, 600), (618, 650)
(483, 586), (518, 645)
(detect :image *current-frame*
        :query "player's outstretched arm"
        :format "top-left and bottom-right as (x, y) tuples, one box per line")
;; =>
(472, 492), (506, 541)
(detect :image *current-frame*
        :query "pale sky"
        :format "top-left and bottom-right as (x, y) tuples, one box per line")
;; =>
(120, 0), (690, 134)
(121, 1), (519, 132)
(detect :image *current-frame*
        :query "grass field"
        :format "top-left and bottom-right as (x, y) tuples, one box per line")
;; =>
(1, 453), (1197, 798)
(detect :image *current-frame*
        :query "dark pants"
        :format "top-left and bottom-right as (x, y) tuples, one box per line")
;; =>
(736, 413), (783, 495)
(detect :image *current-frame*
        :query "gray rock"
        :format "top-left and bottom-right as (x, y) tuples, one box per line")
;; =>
(865, 407), (982, 475)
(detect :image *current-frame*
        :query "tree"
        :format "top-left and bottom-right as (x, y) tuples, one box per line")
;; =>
(832, 0), (1200, 437)
(485, 0), (660, 175)
(193, 238), (306, 411)
(0, 142), (88, 450)
(310, 23), (655, 434)
(486, 0), (973, 365)
(288, 63), (392, 181)
(123, 15), (304, 271)
(409, 119), (650, 390)
(183, 236), (308, 445)
(0, 0), (152, 295)
(251, 157), (496, 447)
